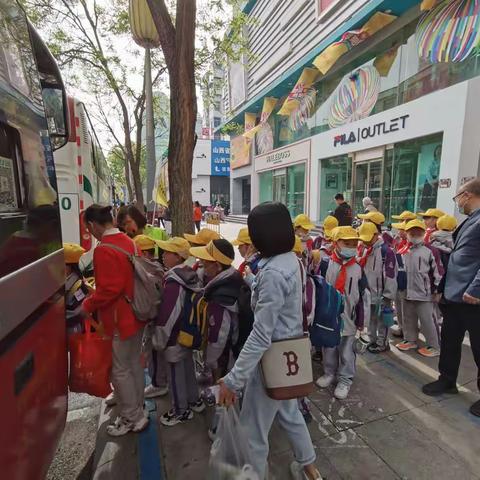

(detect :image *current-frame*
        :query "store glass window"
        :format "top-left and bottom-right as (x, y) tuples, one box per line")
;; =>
(318, 155), (352, 222)
(286, 163), (305, 218)
(258, 170), (273, 204)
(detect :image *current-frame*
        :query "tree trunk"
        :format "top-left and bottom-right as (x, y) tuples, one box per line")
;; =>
(125, 146), (144, 211)
(147, 0), (197, 236)
(124, 156), (134, 202)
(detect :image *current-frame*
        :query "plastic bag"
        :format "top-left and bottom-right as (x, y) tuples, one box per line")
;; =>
(68, 320), (112, 397)
(208, 407), (259, 480)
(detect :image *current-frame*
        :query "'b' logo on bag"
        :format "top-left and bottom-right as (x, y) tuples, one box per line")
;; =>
(283, 351), (299, 376)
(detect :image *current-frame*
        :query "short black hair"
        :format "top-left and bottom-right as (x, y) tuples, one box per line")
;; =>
(84, 204), (113, 225)
(117, 205), (147, 230)
(248, 202), (295, 257)
(335, 193), (344, 201)
(194, 201), (201, 207)
(212, 239), (235, 268)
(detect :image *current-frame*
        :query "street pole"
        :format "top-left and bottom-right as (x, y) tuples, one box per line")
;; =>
(145, 46), (156, 215)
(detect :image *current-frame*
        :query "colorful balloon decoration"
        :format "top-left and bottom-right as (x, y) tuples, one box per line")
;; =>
(416, 0), (480, 63)
(256, 122), (274, 155)
(288, 88), (317, 131)
(328, 66), (381, 129)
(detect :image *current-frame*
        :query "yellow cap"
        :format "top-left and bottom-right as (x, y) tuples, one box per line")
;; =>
(358, 222), (379, 242)
(189, 240), (234, 266)
(323, 215), (339, 236)
(392, 211), (417, 221)
(156, 237), (191, 259)
(293, 213), (315, 231)
(293, 236), (303, 254)
(405, 219), (427, 231)
(357, 211), (386, 225)
(392, 222), (407, 231)
(417, 208), (445, 218)
(231, 228), (252, 246)
(64, 243), (86, 264)
(333, 226), (359, 242)
(133, 234), (156, 251)
(184, 228), (221, 245)
(311, 249), (321, 264)
(437, 214), (458, 232)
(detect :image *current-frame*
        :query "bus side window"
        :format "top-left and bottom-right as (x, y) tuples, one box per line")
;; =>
(0, 123), (23, 214)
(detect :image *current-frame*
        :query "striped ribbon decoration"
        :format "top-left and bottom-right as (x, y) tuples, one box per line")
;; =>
(416, 0), (480, 63)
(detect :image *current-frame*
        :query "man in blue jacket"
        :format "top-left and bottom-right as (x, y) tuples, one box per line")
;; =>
(423, 178), (480, 417)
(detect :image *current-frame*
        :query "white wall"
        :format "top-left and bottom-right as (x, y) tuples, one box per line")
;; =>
(192, 139), (211, 177)
(192, 176), (210, 206)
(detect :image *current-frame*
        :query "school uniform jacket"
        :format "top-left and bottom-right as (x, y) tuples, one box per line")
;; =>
(401, 243), (443, 302)
(83, 229), (144, 340)
(324, 260), (369, 337)
(154, 265), (202, 362)
(358, 238), (398, 305)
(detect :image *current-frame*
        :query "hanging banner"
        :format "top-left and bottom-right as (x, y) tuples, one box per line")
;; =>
(288, 88), (317, 131)
(416, 0), (480, 63)
(421, 0), (439, 10)
(373, 45), (400, 76)
(313, 12), (397, 75)
(244, 97), (278, 140)
(245, 112), (257, 133)
(231, 135), (251, 170)
(155, 179), (168, 207)
(277, 68), (319, 116)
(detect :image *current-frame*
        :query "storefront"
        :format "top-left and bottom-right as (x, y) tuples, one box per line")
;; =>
(311, 76), (480, 223)
(253, 139), (311, 218)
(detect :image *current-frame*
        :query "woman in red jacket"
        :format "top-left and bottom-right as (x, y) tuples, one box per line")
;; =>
(83, 204), (147, 437)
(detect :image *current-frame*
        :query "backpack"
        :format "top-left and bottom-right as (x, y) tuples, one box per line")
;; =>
(100, 243), (162, 322)
(232, 283), (254, 357)
(177, 291), (209, 350)
(308, 273), (344, 348)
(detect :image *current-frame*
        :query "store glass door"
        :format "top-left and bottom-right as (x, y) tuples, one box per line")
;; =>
(353, 159), (383, 215)
(273, 169), (287, 205)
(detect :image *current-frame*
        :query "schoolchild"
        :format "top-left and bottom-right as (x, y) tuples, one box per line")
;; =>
(429, 214), (457, 270)
(153, 237), (204, 426)
(396, 220), (443, 358)
(231, 227), (261, 287)
(132, 235), (169, 400)
(357, 222), (397, 353)
(418, 208), (446, 245)
(391, 221), (408, 338)
(316, 227), (369, 400)
(64, 243), (89, 335)
(293, 213), (315, 252)
(184, 228), (221, 283)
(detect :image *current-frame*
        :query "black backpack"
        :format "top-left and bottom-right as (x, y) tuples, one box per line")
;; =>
(232, 282), (255, 357)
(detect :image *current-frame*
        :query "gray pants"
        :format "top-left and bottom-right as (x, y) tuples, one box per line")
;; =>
(167, 352), (199, 414)
(240, 367), (316, 479)
(403, 300), (440, 349)
(112, 329), (145, 423)
(323, 335), (356, 386)
(368, 304), (389, 348)
(395, 290), (406, 330)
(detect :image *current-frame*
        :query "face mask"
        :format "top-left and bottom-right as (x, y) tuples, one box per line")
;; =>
(408, 236), (423, 245)
(340, 247), (357, 259)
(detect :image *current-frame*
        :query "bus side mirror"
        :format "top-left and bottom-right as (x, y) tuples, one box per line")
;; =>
(42, 86), (69, 151)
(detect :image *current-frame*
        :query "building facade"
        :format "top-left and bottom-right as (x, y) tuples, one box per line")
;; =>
(223, 0), (480, 221)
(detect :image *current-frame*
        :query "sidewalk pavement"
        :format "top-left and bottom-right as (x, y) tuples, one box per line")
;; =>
(92, 337), (480, 480)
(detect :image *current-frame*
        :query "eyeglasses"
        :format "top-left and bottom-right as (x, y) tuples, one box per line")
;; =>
(452, 191), (467, 202)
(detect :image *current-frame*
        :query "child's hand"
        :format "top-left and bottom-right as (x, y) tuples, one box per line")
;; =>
(217, 379), (236, 407)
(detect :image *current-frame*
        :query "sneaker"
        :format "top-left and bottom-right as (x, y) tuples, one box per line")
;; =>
(106, 417), (134, 437)
(144, 384), (169, 398)
(422, 379), (458, 396)
(189, 399), (206, 413)
(290, 461), (323, 480)
(391, 325), (403, 338)
(334, 383), (350, 400)
(316, 374), (335, 388)
(469, 400), (480, 417)
(418, 346), (440, 358)
(105, 391), (116, 407)
(396, 340), (418, 351)
(132, 415), (150, 433)
(367, 343), (390, 354)
(160, 408), (193, 427)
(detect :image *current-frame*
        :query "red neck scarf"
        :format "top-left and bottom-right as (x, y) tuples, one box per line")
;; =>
(357, 245), (373, 268)
(331, 251), (357, 294)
